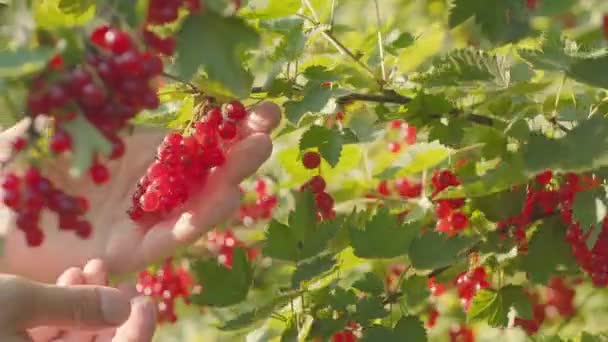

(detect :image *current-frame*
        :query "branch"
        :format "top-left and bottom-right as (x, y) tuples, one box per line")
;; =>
(162, 72), (200, 92)
(336, 90), (412, 105)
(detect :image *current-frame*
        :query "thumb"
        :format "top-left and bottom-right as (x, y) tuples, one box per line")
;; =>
(0, 274), (131, 331)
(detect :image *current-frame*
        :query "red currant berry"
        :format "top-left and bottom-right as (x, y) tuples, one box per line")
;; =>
(219, 121), (237, 140)
(26, 229), (44, 247)
(309, 176), (326, 193)
(315, 192), (334, 211)
(225, 101), (247, 121)
(104, 29), (133, 54)
(50, 130), (72, 153)
(12, 137), (27, 152)
(141, 190), (161, 212)
(90, 163), (110, 184)
(76, 221), (93, 239)
(80, 83), (106, 108)
(302, 151), (321, 169)
(90, 25), (111, 48)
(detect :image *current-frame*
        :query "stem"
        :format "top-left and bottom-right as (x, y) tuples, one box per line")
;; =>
(329, 0), (337, 30)
(162, 72), (200, 92)
(373, 0), (386, 85)
(552, 74), (567, 118)
(320, 30), (378, 81)
(336, 90), (411, 105)
(301, 0), (320, 23)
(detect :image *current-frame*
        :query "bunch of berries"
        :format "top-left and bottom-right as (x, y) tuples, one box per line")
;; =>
(136, 258), (193, 323)
(129, 102), (248, 223)
(2, 168), (90, 246)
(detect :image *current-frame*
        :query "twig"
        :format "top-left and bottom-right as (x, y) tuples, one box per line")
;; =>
(301, 0), (320, 23)
(161, 72), (200, 92)
(320, 30), (378, 81)
(336, 90), (412, 105)
(373, 0), (386, 85)
(329, 0), (337, 30)
(296, 11), (379, 82)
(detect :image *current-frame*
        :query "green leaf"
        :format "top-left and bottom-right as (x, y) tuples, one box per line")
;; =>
(260, 17), (306, 61)
(244, 0), (300, 19)
(0, 47), (54, 77)
(353, 272), (385, 296)
(34, 0), (95, 28)
(190, 248), (252, 307)
(303, 65), (341, 82)
(572, 188), (608, 249)
(300, 125), (357, 167)
(176, 12), (259, 98)
(519, 32), (608, 88)
(580, 332), (608, 342)
(401, 275), (431, 309)
(291, 253), (336, 289)
(62, 116), (112, 178)
(523, 116), (608, 174)
(521, 218), (578, 284)
(382, 141), (450, 177)
(361, 326), (394, 342)
(349, 207), (419, 259)
(393, 316), (427, 342)
(408, 231), (478, 271)
(281, 319), (298, 342)
(354, 296), (389, 323)
(57, 0), (94, 14)
(417, 48), (510, 88)
(461, 126), (508, 159)
(263, 190), (340, 262)
(439, 154), (528, 198)
(471, 187), (526, 221)
(448, 0), (530, 44)
(219, 291), (301, 330)
(361, 316), (427, 342)
(467, 286), (532, 327)
(284, 82), (344, 124)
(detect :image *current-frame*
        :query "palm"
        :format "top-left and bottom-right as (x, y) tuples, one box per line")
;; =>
(0, 103), (280, 283)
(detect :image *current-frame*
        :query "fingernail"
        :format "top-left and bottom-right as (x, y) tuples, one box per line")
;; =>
(100, 289), (131, 325)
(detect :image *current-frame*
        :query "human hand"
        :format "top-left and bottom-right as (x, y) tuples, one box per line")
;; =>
(0, 102), (281, 282)
(1, 259), (156, 342)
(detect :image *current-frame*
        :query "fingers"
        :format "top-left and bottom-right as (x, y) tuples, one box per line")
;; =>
(0, 274), (131, 330)
(135, 102), (281, 266)
(27, 267), (86, 341)
(240, 101), (282, 136)
(111, 296), (157, 342)
(83, 259), (108, 285)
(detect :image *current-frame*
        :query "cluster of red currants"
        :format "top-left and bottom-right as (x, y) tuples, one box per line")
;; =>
(9, 21), (171, 245)
(497, 171), (608, 287)
(129, 102), (247, 222)
(238, 178), (279, 226)
(454, 267), (490, 310)
(2, 168), (90, 246)
(386, 119), (417, 153)
(431, 170), (469, 236)
(301, 151), (336, 221)
(526, 0), (539, 11)
(207, 230), (259, 268)
(331, 330), (357, 342)
(136, 258), (193, 323)
(514, 277), (576, 335)
(143, 0), (201, 56)
(449, 325), (475, 342)
(376, 178), (422, 199)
